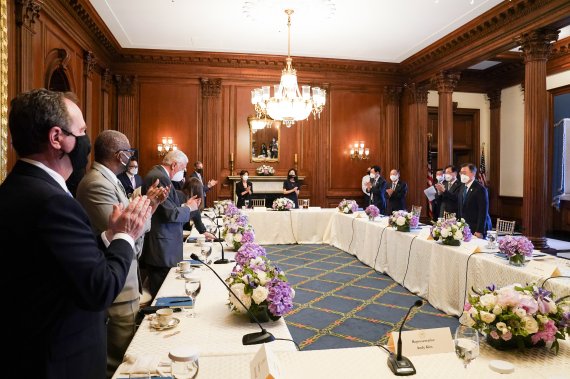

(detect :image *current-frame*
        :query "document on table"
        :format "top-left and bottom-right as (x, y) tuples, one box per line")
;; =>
(424, 186), (437, 201)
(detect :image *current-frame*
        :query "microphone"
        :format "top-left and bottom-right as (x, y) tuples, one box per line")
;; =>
(202, 211), (230, 264)
(190, 253), (275, 345)
(387, 299), (423, 376)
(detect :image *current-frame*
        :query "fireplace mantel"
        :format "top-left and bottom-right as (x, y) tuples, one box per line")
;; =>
(227, 175), (305, 203)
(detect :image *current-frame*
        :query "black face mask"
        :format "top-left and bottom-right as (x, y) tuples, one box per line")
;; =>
(67, 134), (91, 171)
(288, 174), (296, 180)
(196, 168), (203, 175)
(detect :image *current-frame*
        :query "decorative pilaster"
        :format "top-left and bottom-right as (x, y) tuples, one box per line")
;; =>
(14, 0), (40, 93)
(114, 74), (139, 146)
(517, 28), (558, 249)
(384, 85), (402, 172)
(486, 89), (501, 216)
(434, 71), (460, 167)
(200, 78), (222, 206)
(83, 51), (96, 137)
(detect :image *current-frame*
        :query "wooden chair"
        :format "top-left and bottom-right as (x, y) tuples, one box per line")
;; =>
(496, 218), (516, 236)
(443, 211), (456, 220)
(299, 199), (310, 208)
(252, 198), (266, 208)
(411, 205), (422, 216)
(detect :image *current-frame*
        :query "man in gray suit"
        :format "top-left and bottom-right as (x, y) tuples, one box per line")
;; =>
(76, 130), (168, 377)
(142, 150), (201, 296)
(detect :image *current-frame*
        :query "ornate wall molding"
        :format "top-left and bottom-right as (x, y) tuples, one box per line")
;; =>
(405, 83), (429, 105)
(434, 71), (461, 93)
(15, 0), (40, 29)
(383, 85), (402, 104)
(84, 50), (97, 78)
(1, 0), (7, 182)
(114, 74), (137, 96)
(200, 78), (222, 97)
(517, 28), (559, 62)
(486, 89), (502, 109)
(44, 48), (76, 91)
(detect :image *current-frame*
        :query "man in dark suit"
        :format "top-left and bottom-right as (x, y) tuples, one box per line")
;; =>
(366, 165), (387, 214)
(0, 89), (152, 379)
(457, 163), (492, 238)
(191, 160), (218, 205)
(435, 164), (461, 218)
(117, 157), (143, 197)
(431, 168), (444, 221)
(386, 168), (408, 213)
(142, 150), (201, 296)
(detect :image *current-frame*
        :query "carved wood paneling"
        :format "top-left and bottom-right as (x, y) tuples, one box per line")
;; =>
(487, 89), (501, 217)
(434, 71), (460, 166)
(384, 86), (401, 173)
(200, 78), (222, 207)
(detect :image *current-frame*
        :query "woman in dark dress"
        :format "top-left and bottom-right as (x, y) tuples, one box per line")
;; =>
(236, 170), (253, 208)
(179, 177), (215, 240)
(283, 168), (300, 208)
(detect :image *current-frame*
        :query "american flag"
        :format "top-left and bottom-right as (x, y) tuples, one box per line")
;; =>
(478, 144), (488, 187)
(427, 136), (433, 218)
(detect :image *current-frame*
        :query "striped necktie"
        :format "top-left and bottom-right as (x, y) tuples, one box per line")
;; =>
(463, 187), (468, 204)
(117, 180), (128, 198)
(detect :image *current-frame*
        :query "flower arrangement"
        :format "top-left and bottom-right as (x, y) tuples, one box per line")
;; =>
(222, 213), (255, 250)
(272, 197), (295, 211)
(213, 200), (234, 216)
(338, 199), (358, 214)
(226, 243), (295, 321)
(498, 235), (534, 267)
(430, 217), (472, 245)
(461, 283), (570, 353)
(256, 164), (275, 176)
(388, 210), (419, 232)
(365, 205), (380, 220)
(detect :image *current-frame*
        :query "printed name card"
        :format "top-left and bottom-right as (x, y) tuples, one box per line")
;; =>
(254, 207), (268, 212)
(525, 260), (561, 278)
(250, 344), (281, 379)
(388, 327), (454, 356)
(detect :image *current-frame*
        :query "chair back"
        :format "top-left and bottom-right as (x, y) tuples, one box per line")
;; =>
(496, 218), (516, 235)
(443, 211), (456, 220)
(252, 198), (266, 208)
(299, 199), (310, 209)
(411, 205), (422, 217)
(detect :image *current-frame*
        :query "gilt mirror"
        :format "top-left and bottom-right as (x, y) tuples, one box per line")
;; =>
(248, 115), (281, 162)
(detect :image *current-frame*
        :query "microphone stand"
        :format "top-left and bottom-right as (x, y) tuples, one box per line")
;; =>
(190, 253), (275, 345)
(387, 300), (423, 376)
(211, 210), (229, 264)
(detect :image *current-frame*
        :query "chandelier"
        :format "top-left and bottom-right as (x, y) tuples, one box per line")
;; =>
(250, 9), (326, 127)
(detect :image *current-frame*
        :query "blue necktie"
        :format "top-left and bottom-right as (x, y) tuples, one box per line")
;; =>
(463, 187), (468, 204)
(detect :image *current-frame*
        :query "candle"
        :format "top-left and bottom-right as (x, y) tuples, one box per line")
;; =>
(294, 153), (298, 163)
(230, 153), (234, 162)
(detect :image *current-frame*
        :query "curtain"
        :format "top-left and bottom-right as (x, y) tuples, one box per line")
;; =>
(552, 118), (570, 210)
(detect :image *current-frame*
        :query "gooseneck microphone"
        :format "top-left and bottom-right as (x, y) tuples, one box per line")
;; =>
(190, 253), (275, 345)
(202, 210), (230, 264)
(387, 299), (423, 376)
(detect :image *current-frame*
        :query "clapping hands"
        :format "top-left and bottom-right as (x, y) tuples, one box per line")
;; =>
(146, 179), (169, 213)
(106, 195), (153, 241)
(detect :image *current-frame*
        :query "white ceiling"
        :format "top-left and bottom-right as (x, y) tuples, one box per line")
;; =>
(90, 0), (553, 63)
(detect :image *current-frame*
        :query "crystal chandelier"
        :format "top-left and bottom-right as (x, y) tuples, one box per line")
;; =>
(251, 9), (326, 127)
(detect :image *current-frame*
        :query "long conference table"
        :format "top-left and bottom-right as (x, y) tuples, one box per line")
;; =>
(114, 208), (570, 378)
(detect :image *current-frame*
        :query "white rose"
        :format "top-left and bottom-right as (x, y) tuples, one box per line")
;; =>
(514, 308), (526, 318)
(234, 233), (243, 243)
(453, 231), (463, 240)
(225, 233), (234, 245)
(229, 283), (251, 313)
(496, 322), (507, 333)
(252, 286), (269, 305)
(459, 312), (476, 327)
(479, 294), (497, 310)
(492, 305), (503, 315)
(440, 227), (450, 238)
(480, 311), (496, 324)
(251, 257), (263, 266)
(547, 300), (558, 314)
(257, 271), (268, 285)
(396, 216), (406, 226)
(522, 316), (539, 334)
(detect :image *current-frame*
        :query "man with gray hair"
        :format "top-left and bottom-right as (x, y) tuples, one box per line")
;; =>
(142, 150), (201, 295)
(76, 130), (168, 376)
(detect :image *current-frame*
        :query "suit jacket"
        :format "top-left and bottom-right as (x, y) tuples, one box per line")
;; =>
(77, 162), (150, 302)
(387, 180), (408, 213)
(117, 171), (143, 198)
(235, 179), (253, 208)
(458, 180), (492, 236)
(437, 180), (461, 217)
(0, 160), (133, 379)
(178, 191), (208, 234)
(367, 176), (387, 214)
(142, 165), (191, 267)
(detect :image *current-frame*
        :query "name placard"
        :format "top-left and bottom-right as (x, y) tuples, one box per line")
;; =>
(254, 207), (268, 212)
(525, 260), (561, 278)
(388, 327), (454, 356)
(457, 242), (481, 254)
(250, 344), (281, 379)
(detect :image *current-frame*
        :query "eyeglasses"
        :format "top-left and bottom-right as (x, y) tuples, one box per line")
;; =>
(61, 128), (81, 138)
(116, 148), (136, 158)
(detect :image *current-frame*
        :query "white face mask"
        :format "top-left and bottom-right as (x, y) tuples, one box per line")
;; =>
(436, 175), (444, 183)
(390, 175), (398, 182)
(242, 175), (249, 181)
(460, 174), (470, 184)
(444, 174), (453, 182)
(172, 170), (184, 182)
(128, 168), (138, 175)
(370, 173), (376, 180)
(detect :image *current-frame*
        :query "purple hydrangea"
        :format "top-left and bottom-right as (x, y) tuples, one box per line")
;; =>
(410, 215), (419, 228)
(498, 235), (534, 258)
(241, 229), (255, 244)
(365, 205), (380, 218)
(235, 242), (266, 266)
(266, 278), (294, 317)
(235, 213), (249, 227)
(463, 225), (472, 242)
(225, 204), (241, 217)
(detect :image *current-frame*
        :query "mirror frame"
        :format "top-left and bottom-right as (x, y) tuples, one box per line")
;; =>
(248, 115), (281, 163)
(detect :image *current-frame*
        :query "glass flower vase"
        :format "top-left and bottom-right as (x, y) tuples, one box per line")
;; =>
(248, 303), (280, 323)
(396, 225), (410, 232)
(442, 238), (461, 246)
(508, 253), (526, 267)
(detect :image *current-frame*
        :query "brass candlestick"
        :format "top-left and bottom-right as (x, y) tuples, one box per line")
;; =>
(230, 153), (234, 175)
(294, 153), (298, 171)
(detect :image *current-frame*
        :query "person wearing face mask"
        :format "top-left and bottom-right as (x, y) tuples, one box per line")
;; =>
(0, 89), (154, 379)
(117, 157), (143, 198)
(179, 177), (217, 240)
(386, 169), (408, 213)
(361, 167), (372, 204)
(63, 93), (91, 197)
(365, 165), (387, 214)
(457, 163), (492, 239)
(283, 168), (300, 208)
(435, 164), (461, 218)
(236, 169), (253, 208)
(76, 130), (168, 377)
(191, 160), (218, 206)
(142, 150), (202, 296)
(431, 168), (444, 221)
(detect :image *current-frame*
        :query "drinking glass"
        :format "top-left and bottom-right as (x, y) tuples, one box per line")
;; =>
(244, 199), (250, 209)
(454, 326), (479, 368)
(184, 279), (201, 318)
(200, 246), (212, 270)
(486, 231), (497, 249)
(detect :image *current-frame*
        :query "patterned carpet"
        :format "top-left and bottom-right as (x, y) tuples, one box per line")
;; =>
(265, 244), (460, 351)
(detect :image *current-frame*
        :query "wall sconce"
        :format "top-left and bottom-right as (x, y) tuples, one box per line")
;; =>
(157, 136), (177, 156)
(349, 141), (370, 160)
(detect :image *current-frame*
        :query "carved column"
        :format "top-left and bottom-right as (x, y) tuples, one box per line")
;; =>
(15, 0), (40, 93)
(83, 51), (96, 137)
(434, 71), (460, 167)
(200, 78), (222, 207)
(487, 89), (501, 216)
(384, 86), (402, 172)
(400, 83), (429, 218)
(101, 69), (112, 132)
(114, 74), (139, 147)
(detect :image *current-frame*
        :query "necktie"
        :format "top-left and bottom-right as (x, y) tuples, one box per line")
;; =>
(118, 180), (128, 198)
(131, 175), (136, 189)
(392, 182), (396, 191)
(463, 187), (468, 204)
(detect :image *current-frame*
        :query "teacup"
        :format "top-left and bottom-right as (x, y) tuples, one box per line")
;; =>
(177, 261), (191, 273)
(156, 308), (173, 327)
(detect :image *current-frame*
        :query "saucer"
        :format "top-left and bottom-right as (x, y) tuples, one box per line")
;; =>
(149, 316), (180, 330)
(176, 268), (194, 274)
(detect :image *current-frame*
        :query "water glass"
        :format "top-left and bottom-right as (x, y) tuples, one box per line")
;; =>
(184, 279), (201, 318)
(244, 199), (250, 209)
(454, 326), (479, 368)
(486, 231), (497, 249)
